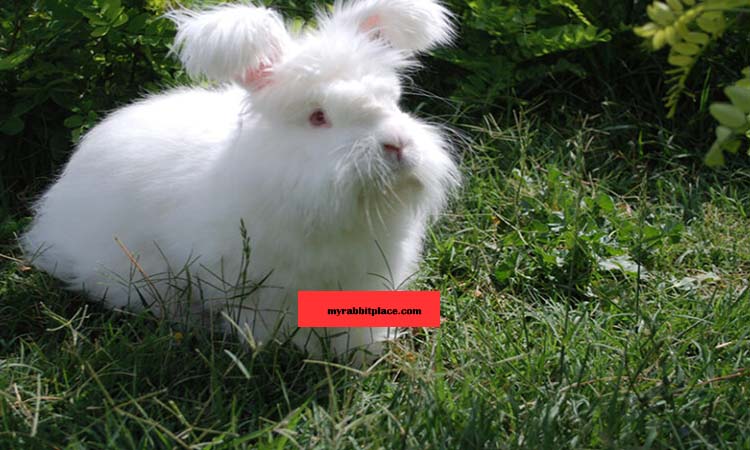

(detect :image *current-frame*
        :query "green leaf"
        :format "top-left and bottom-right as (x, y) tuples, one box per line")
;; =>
(598, 255), (642, 276)
(105, 6), (124, 23)
(665, 0), (684, 14)
(696, 11), (725, 34)
(127, 13), (149, 33)
(710, 103), (747, 129)
(11, 98), (41, 117)
(595, 193), (615, 213)
(91, 26), (110, 37)
(71, 128), (84, 144)
(634, 23), (659, 38)
(715, 126), (732, 143)
(667, 54), (693, 67)
(101, 0), (122, 20)
(672, 42), (700, 56)
(78, 5), (109, 27)
(0, 47), (34, 71)
(642, 225), (661, 242)
(680, 31), (709, 45)
(721, 138), (742, 155)
(0, 117), (24, 135)
(494, 263), (514, 283)
(51, 90), (78, 110)
(112, 12), (129, 28)
(652, 30), (668, 50)
(664, 26), (678, 46)
(647, 2), (675, 26)
(725, 86), (750, 113)
(704, 142), (725, 167)
(63, 115), (83, 128)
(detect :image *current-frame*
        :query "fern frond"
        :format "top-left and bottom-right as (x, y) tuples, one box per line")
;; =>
(634, 0), (749, 117)
(518, 24), (611, 58)
(548, 0), (593, 26)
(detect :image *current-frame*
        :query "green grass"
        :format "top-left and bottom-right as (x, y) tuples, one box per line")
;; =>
(1, 111), (750, 449)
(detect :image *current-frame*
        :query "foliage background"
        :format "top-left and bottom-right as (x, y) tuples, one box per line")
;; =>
(2, 0), (748, 219)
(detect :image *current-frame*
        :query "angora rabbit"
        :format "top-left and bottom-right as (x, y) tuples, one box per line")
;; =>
(22, 0), (459, 361)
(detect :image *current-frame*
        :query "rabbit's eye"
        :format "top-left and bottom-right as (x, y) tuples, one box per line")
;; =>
(309, 109), (330, 128)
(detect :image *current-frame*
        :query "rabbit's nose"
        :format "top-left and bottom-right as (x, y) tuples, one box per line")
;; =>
(384, 135), (413, 162)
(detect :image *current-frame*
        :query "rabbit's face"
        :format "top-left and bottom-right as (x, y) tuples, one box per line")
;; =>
(171, 0), (458, 225)
(247, 31), (457, 225)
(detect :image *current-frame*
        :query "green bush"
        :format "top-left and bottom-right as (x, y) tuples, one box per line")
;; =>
(434, 0), (612, 110)
(0, 0), (183, 215)
(0, 0), (618, 213)
(1, 0), (748, 220)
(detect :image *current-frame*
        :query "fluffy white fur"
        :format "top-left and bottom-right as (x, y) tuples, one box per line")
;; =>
(168, 4), (292, 82)
(325, 0), (455, 52)
(22, 0), (459, 362)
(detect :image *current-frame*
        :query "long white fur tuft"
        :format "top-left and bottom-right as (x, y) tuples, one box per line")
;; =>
(328, 0), (455, 53)
(167, 4), (292, 82)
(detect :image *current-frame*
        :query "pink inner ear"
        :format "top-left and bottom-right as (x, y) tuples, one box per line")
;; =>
(360, 15), (386, 42)
(361, 14), (381, 32)
(238, 62), (274, 91)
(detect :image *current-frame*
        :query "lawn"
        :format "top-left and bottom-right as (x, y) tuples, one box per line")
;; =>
(2, 0), (750, 448)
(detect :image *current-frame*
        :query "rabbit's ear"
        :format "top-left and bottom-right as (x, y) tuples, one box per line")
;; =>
(329, 0), (455, 53)
(168, 5), (291, 89)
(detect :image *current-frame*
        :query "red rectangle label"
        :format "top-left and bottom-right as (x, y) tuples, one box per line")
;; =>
(297, 291), (440, 328)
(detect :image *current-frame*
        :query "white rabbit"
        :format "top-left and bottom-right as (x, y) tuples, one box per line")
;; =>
(21, 0), (459, 361)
